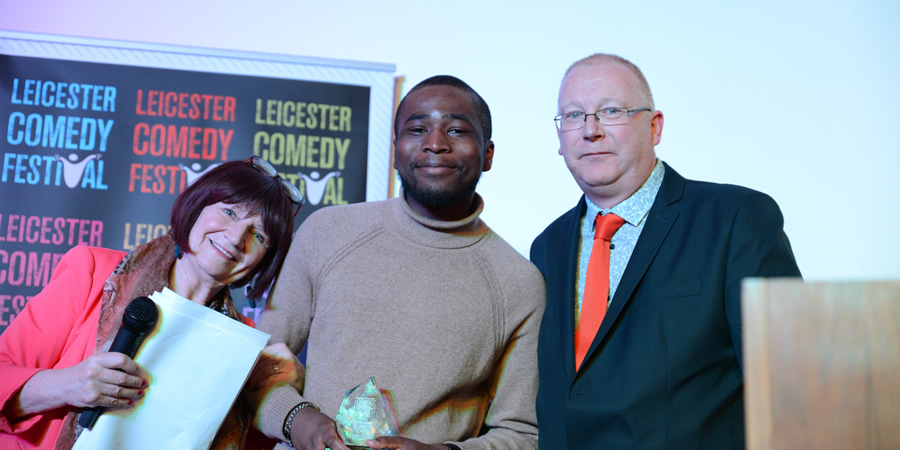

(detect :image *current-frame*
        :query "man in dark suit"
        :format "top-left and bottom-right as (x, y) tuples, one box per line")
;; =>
(531, 53), (801, 448)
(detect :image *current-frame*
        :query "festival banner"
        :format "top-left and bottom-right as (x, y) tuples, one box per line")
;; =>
(0, 32), (396, 333)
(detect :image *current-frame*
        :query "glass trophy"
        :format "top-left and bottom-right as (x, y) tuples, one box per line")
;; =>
(335, 377), (400, 447)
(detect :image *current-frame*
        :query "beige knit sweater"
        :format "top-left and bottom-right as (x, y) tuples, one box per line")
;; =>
(255, 194), (545, 449)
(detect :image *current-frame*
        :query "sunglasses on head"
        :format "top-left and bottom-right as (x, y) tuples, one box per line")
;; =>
(245, 156), (305, 217)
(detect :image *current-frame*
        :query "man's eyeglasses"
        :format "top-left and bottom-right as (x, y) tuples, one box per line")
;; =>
(245, 156), (305, 217)
(554, 107), (651, 131)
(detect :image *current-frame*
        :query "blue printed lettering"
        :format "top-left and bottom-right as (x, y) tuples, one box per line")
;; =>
(6, 112), (114, 151)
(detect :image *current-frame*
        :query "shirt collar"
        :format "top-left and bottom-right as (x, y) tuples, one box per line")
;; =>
(585, 159), (666, 230)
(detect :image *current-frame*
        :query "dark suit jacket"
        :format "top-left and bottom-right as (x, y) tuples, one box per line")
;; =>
(531, 163), (801, 449)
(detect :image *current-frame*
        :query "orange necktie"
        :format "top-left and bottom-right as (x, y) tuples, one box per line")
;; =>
(575, 212), (625, 371)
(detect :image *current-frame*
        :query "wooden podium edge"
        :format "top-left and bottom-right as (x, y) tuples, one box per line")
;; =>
(742, 278), (774, 449)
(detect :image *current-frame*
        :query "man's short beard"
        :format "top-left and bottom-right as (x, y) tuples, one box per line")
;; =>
(399, 173), (480, 211)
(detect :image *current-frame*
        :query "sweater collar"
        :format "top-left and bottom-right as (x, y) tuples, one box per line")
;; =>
(392, 190), (489, 249)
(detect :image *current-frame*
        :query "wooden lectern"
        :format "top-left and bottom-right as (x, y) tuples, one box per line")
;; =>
(742, 279), (900, 449)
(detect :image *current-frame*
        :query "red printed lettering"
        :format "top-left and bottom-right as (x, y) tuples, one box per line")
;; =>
(128, 163), (186, 195)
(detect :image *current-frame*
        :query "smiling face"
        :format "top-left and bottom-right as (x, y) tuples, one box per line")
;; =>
(557, 60), (664, 208)
(183, 202), (269, 289)
(393, 84), (494, 220)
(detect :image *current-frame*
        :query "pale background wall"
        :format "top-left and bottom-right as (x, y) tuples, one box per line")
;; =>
(2, 0), (898, 281)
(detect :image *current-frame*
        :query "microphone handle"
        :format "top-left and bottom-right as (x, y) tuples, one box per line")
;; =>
(77, 327), (145, 429)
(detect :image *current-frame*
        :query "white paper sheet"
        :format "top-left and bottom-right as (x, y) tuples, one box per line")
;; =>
(74, 288), (269, 450)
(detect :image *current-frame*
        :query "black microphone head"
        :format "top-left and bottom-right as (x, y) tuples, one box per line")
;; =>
(122, 296), (159, 333)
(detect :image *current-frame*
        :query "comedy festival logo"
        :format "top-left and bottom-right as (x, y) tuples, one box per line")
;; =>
(5, 77), (116, 191)
(300, 170), (341, 205)
(180, 162), (222, 185)
(57, 153), (105, 188)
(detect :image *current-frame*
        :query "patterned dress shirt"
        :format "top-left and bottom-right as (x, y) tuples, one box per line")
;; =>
(575, 160), (665, 325)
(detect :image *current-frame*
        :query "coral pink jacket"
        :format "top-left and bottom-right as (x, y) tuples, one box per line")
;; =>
(0, 246), (125, 449)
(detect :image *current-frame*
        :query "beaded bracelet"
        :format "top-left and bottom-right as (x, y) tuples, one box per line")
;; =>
(282, 401), (319, 448)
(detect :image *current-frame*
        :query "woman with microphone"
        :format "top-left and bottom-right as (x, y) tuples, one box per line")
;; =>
(0, 158), (302, 449)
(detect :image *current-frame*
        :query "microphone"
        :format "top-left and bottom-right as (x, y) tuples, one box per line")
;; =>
(78, 296), (159, 429)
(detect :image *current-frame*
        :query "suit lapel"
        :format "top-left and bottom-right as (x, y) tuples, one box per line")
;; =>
(558, 198), (587, 381)
(580, 164), (686, 367)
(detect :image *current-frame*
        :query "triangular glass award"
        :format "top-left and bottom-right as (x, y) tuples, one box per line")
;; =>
(335, 377), (400, 447)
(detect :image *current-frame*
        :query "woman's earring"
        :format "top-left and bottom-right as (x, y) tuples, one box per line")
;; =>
(244, 283), (256, 308)
(174, 244), (183, 259)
